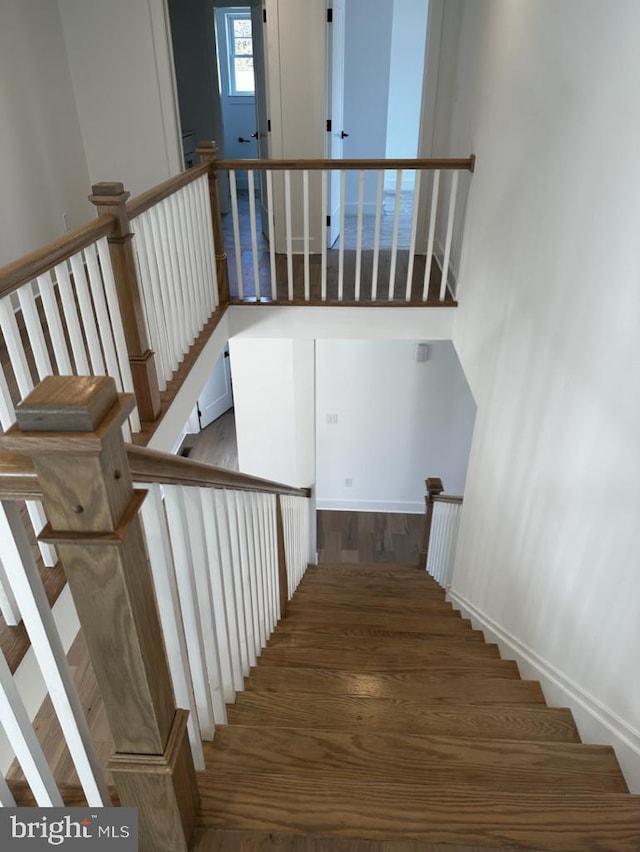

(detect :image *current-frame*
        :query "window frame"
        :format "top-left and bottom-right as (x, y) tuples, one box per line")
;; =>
(224, 9), (255, 97)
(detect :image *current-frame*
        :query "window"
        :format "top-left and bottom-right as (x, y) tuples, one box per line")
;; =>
(225, 10), (255, 96)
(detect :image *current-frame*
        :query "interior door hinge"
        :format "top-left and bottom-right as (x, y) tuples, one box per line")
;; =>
(267, 119), (271, 132)
(326, 119), (332, 132)
(263, 9), (266, 23)
(327, 9), (333, 23)
(326, 215), (331, 227)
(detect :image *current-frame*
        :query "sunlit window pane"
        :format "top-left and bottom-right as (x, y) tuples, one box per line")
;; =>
(233, 18), (252, 38)
(234, 37), (253, 56)
(234, 57), (255, 93)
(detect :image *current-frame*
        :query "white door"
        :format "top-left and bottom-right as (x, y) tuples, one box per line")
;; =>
(198, 347), (234, 429)
(326, 0), (346, 247)
(252, 2), (270, 232)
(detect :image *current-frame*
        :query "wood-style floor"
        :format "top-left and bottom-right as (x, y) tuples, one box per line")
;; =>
(195, 562), (640, 850)
(317, 510), (423, 565)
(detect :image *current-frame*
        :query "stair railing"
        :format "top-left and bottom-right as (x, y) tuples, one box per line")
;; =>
(210, 151), (475, 304)
(0, 375), (311, 849)
(420, 476), (463, 587)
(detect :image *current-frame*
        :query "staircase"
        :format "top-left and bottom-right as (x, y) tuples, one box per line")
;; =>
(195, 562), (640, 851)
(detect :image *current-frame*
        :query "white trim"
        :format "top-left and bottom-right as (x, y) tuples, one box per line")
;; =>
(447, 588), (640, 793)
(316, 499), (423, 514)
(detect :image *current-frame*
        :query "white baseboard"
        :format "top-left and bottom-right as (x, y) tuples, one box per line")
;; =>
(448, 588), (640, 793)
(316, 498), (423, 513)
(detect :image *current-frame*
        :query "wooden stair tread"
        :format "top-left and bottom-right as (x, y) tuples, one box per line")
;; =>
(206, 726), (627, 792)
(197, 778), (640, 850)
(196, 562), (636, 848)
(244, 668), (537, 701)
(286, 603), (460, 621)
(267, 631), (485, 647)
(276, 618), (477, 636)
(192, 827), (535, 852)
(228, 694), (579, 741)
(257, 646), (501, 671)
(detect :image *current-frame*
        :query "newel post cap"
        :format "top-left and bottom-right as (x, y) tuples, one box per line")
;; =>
(0, 377), (135, 455)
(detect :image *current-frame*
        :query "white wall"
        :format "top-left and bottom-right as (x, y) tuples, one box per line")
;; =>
(58, 0), (182, 196)
(0, 0), (92, 266)
(316, 340), (475, 512)
(446, 0), (640, 790)
(385, 0), (429, 171)
(229, 337), (315, 487)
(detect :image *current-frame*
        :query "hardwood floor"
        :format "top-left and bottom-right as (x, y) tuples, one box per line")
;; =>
(317, 510), (423, 565)
(222, 191), (454, 305)
(187, 408), (239, 471)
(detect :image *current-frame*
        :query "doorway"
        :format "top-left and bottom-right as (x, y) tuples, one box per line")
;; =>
(327, 0), (429, 250)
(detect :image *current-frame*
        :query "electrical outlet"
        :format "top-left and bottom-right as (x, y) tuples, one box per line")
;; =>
(344, 478), (353, 487)
(326, 413), (338, 425)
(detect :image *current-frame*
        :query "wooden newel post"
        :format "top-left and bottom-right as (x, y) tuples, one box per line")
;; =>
(2, 376), (198, 852)
(196, 141), (230, 306)
(419, 477), (444, 571)
(89, 182), (162, 423)
(275, 495), (289, 619)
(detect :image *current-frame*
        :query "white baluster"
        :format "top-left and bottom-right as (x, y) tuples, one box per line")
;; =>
(222, 491), (252, 673)
(0, 650), (63, 806)
(229, 171), (244, 300)
(25, 501), (56, 568)
(162, 486), (217, 736)
(0, 296), (33, 399)
(182, 487), (230, 711)
(388, 169), (403, 300)
(321, 170), (328, 302)
(54, 260), (90, 375)
(17, 283), (52, 379)
(84, 244), (125, 391)
(195, 489), (234, 703)
(338, 171), (346, 301)
(405, 170), (422, 301)
(0, 554), (20, 625)
(371, 171), (384, 301)
(248, 170), (261, 300)
(134, 215), (171, 387)
(303, 170), (310, 301)
(96, 239), (141, 433)
(37, 271), (73, 375)
(284, 170), (293, 301)
(235, 492), (260, 658)
(355, 170), (365, 302)
(440, 171), (459, 301)
(0, 369), (14, 430)
(0, 501), (110, 805)
(212, 491), (245, 690)
(266, 171), (277, 301)
(138, 484), (205, 766)
(0, 772), (16, 807)
(423, 170), (440, 301)
(68, 251), (105, 375)
(169, 193), (196, 342)
(248, 493), (267, 646)
(196, 175), (220, 311)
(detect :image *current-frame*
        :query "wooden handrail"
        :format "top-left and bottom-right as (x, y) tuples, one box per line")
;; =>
(214, 155), (476, 173)
(433, 494), (464, 505)
(128, 445), (311, 497)
(0, 445), (310, 501)
(126, 161), (210, 220)
(0, 216), (116, 299)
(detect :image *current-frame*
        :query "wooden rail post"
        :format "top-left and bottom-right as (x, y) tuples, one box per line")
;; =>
(419, 477), (444, 571)
(275, 495), (289, 618)
(89, 182), (162, 423)
(196, 141), (230, 305)
(2, 376), (198, 852)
